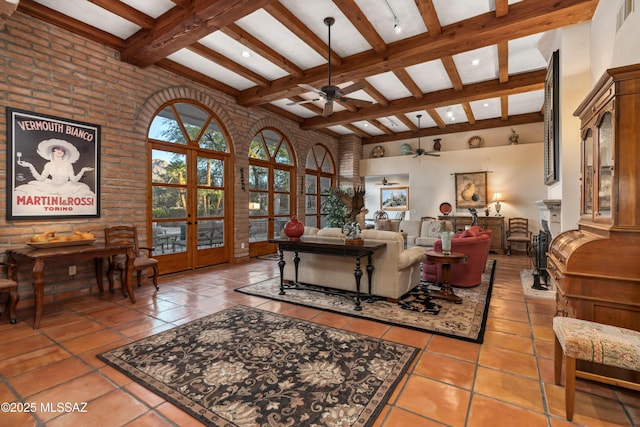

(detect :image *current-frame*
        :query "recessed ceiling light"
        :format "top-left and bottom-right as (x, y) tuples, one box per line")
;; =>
(472, 59), (480, 66)
(483, 102), (490, 107)
(241, 51), (251, 58)
(446, 110), (454, 118)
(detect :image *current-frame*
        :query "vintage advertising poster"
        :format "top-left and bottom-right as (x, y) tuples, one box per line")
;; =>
(6, 108), (100, 219)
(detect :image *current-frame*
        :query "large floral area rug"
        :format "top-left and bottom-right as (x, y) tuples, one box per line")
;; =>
(98, 305), (417, 427)
(237, 259), (496, 344)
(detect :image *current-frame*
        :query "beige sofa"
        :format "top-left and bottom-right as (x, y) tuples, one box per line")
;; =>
(281, 227), (425, 300)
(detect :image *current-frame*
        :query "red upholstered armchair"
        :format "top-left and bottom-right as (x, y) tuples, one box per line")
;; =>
(422, 226), (492, 287)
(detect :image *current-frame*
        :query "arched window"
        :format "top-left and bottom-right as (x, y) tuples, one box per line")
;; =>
(304, 144), (336, 228)
(248, 128), (295, 257)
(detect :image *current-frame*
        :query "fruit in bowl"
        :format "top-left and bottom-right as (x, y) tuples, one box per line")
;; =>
(31, 231), (56, 242)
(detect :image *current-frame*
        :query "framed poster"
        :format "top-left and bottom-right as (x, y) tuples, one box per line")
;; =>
(6, 108), (101, 220)
(454, 171), (487, 209)
(544, 49), (560, 185)
(380, 187), (409, 211)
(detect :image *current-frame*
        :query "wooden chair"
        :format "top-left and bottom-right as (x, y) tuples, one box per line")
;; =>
(506, 217), (532, 255)
(104, 226), (159, 292)
(0, 262), (19, 324)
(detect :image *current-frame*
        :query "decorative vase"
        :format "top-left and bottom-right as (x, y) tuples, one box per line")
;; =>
(440, 231), (454, 255)
(283, 215), (304, 240)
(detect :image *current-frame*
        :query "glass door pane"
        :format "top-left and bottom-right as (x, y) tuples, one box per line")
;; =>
(597, 113), (613, 217)
(582, 130), (593, 215)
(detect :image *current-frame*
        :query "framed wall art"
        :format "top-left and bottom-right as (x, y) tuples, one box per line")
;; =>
(6, 108), (101, 220)
(454, 171), (488, 209)
(380, 187), (409, 211)
(544, 49), (560, 185)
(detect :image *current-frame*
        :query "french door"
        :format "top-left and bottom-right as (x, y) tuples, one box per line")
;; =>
(148, 101), (231, 274)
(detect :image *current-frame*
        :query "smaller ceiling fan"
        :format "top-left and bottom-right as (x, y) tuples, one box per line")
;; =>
(287, 17), (372, 116)
(374, 177), (399, 186)
(409, 114), (440, 157)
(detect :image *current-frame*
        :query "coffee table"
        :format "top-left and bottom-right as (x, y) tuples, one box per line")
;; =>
(425, 250), (468, 304)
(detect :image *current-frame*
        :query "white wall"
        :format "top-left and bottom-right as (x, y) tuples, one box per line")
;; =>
(360, 143), (546, 235)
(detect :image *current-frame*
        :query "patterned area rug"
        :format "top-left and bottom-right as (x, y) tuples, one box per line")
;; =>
(520, 269), (556, 300)
(237, 259), (496, 344)
(98, 306), (417, 427)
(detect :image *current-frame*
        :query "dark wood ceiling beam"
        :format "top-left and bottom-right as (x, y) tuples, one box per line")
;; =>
(396, 114), (418, 131)
(343, 124), (369, 138)
(88, 0), (155, 30)
(301, 69), (545, 129)
(415, 0), (440, 34)
(263, 3), (341, 66)
(362, 112), (542, 144)
(360, 80), (389, 106)
(394, 69), (423, 98)
(155, 58), (240, 96)
(498, 41), (509, 83)
(496, 0), (509, 17)
(120, 0), (278, 67)
(462, 102), (476, 125)
(18, 0), (126, 50)
(501, 95), (509, 120)
(334, 0), (387, 54)
(369, 120), (394, 135)
(427, 108), (446, 128)
(440, 56), (463, 91)
(187, 43), (270, 87)
(238, 0), (597, 106)
(170, 0), (191, 8)
(221, 23), (304, 78)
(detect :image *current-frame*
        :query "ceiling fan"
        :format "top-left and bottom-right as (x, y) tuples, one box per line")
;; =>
(287, 17), (372, 116)
(374, 177), (400, 186)
(410, 114), (440, 157)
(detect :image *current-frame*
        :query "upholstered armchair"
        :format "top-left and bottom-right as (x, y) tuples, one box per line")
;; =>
(415, 219), (454, 248)
(422, 226), (492, 287)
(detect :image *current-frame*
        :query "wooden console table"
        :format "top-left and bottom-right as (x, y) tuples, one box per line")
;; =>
(438, 215), (505, 253)
(425, 250), (468, 304)
(269, 239), (386, 311)
(6, 243), (135, 328)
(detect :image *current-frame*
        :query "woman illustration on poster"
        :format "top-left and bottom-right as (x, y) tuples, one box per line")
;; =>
(15, 138), (95, 197)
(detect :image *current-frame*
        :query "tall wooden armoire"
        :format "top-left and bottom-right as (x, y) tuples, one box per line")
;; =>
(547, 63), (640, 383)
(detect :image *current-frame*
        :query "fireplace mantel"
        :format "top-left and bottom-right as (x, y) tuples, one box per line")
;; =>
(534, 199), (561, 239)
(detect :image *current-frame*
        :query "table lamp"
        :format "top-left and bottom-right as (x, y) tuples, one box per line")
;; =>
(493, 193), (502, 216)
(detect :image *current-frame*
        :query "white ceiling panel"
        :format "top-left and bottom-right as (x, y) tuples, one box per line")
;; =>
(366, 72), (413, 100)
(167, 49), (256, 91)
(279, 0), (371, 56)
(33, 0), (141, 39)
(406, 60), (454, 93)
(508, 33), (547, 75)
(199, 32), (289, 81)
(236, 10), (326, 70)
(470, 98), (502, 120)
(508, 90), (545, 115)
(453, 45), (499, 84)
(432, 0), (492, 26)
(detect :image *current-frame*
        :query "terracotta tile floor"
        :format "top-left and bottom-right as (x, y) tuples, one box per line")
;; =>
(1, 254), (638, 426)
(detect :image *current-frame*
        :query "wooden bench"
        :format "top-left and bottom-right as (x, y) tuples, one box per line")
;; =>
(553, 317), (640, 421)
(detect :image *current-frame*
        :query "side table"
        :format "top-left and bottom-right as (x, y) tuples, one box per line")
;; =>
(425, 250), (468, 304)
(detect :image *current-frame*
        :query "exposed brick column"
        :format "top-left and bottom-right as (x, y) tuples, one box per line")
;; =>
(337, 134), (363, 190)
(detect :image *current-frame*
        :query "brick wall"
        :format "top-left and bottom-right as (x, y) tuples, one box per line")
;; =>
(0, 12), (347, 308)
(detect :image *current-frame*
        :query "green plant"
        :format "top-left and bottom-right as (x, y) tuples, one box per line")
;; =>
(321, 188), (349, 228)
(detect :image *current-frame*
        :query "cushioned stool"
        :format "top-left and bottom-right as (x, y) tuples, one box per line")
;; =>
(553, 317), (640, 421)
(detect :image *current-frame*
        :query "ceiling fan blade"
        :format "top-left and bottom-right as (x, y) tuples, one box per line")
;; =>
(338, 97), (372, 107)
(339, 81), (364, 96)
(426, 152), (441, 157)
(298, 83), (324, 95)
(286, 98), (320, 106)
(322, 101), (333, 116)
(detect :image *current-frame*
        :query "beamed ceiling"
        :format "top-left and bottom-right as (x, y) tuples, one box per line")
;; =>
(14, 0), (598, 145)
